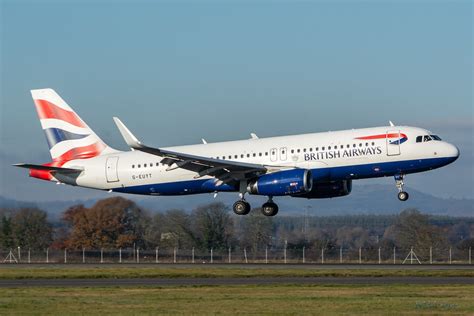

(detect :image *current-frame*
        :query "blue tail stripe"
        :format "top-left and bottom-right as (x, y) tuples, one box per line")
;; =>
(43, 128), (89, 149)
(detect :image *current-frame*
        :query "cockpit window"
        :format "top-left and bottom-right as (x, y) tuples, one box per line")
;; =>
(417, 135), (442, 143)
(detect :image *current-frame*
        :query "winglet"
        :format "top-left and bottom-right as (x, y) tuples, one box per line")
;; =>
(113, 117), (143, 149)
(250, 133), (259, 140)
(389, 121), (395, 127)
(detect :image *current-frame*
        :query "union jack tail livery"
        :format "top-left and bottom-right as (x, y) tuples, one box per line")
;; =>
(32, 89), (112, 161)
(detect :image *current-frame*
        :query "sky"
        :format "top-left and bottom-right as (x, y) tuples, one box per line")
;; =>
(0, 0), (472, 203)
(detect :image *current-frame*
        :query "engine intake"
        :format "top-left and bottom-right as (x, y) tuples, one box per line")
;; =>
(247, 169), (313, 196)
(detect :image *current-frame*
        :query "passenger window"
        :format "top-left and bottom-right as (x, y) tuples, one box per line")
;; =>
(253, 153), (256, 157)
(138, 164), (141, 168)
(328, 146), (331, 150)
(234, 155), (238, 159)
(291, 149), (294, 154)
(303, 148), (306, 152)
(241, 154), (244, 158)
(144, 164), (147, 167)
(322, 147), (325, 150)
(259, 153), (262, 156)
(359, 143), (363, 147)
(365, 143), (368, 147)
(371, 142), (375, 146)
(316, 147), (319, 151)
(247, 154), (250, 158)
(346, 144), (350, 148)
(309, 148), (312, 152)
(265, 152), (268, 156)
(353, 144), (356, 148)
(132, 165), (135, 168)
(297, 149), (300, 153)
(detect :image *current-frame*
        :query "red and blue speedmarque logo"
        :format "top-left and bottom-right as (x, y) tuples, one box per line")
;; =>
(355, 133), (408, 145)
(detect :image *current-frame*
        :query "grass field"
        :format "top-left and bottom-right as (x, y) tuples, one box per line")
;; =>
(0, 284), (473, 315)
(0, 266), (473, 279)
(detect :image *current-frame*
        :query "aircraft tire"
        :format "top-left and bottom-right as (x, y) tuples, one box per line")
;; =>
(398, 191), (409, 201)
(261, 202), (279, 216)
(233, 200), (251, 215)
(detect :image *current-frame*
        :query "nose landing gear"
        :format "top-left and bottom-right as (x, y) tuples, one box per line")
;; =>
(395, 174), (409, 201)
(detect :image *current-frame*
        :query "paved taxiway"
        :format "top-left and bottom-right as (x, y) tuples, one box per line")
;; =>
(0, 276), (472, 287)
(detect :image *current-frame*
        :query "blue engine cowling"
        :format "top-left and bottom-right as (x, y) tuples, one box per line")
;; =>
(292, 180), (352, 199)
(247, 169), (313, 196)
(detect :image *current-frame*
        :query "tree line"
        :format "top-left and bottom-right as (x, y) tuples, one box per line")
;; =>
(1, 197), (473, 255)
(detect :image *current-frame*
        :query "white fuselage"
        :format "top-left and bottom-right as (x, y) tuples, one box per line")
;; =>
(55, 125), (459, 197)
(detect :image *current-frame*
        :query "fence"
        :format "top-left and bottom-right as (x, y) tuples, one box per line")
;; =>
(2, 246), (472, 264)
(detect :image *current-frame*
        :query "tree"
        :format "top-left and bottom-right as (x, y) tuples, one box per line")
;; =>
(238, 210), (274, 253)
(191, 202), (233, 250)
(335, 226), (370, 249)
(11, 208), (52, 249)
(0, 215), (14, 249)
(390, 209), (448, 259)
(62, 197), (148, 249)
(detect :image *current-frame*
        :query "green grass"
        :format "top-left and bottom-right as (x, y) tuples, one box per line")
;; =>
(0, 284), (473, 315)
(0, 266), (473, 279)
(0, 265), (473, 279)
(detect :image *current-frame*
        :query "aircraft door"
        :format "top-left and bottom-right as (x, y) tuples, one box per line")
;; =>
(386, 130), (401, 156)
(280, 147), (287, 161)
(270, 148), (278, 162)
(106, 156), (120, 182)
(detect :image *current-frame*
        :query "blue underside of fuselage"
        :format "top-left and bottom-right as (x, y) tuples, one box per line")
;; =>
(111, 157), (457, 196)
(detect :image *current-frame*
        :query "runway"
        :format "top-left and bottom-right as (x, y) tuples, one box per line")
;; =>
(0, 276), (472, 287)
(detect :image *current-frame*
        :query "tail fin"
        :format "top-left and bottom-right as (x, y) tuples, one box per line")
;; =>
(31, 88), (113, 161)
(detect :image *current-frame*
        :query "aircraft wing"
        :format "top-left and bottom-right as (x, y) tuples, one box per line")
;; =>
(113, 117), (268, 184)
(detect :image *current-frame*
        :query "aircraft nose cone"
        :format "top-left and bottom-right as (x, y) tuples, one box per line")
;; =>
(446, 143), (460, 162)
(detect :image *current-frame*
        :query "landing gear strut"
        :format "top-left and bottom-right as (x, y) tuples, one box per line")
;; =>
(395, 174), (409, 201)
(261, 197), (279, 217)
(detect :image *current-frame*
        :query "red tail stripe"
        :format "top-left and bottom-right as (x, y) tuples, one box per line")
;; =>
(34, 99), (87, 128)
(53, 142), (106, 162)
(29, 142), (106, 180)
(356, 133), (407, 140)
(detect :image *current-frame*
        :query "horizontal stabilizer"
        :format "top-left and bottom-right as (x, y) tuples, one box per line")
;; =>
(13, 163), (83, 173)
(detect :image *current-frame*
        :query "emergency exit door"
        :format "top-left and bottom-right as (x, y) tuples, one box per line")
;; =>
(386, 130), (401, 156)
(106, 156), (119, 182)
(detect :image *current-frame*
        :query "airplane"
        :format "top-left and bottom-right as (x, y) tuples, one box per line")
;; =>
(14, 89), (460, 216)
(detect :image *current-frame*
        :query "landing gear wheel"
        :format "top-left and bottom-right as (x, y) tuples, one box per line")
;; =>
(233, 200), (251, 215)
(398, 191), (409, 201)
(261, 202), (279, 217)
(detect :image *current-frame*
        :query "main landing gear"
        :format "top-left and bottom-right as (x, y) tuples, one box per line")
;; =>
(232, 195), (279, 217)
(232, 200), (251, 215)
(395, 174), (409, 201)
